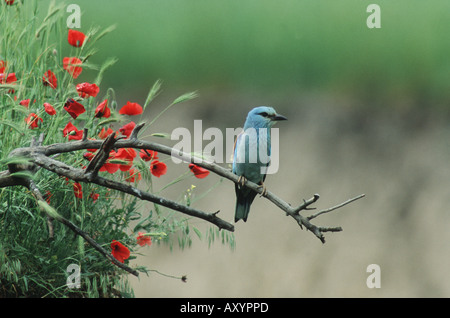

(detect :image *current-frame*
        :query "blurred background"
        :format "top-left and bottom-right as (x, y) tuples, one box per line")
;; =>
(44, 0), (450, 297)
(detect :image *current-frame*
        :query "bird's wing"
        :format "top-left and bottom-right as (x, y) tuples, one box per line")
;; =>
(232, 131), (244, 174)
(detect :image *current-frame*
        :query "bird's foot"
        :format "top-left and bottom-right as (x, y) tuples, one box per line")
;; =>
(258, 183), (268, 197)
(237, 175), (247, 188)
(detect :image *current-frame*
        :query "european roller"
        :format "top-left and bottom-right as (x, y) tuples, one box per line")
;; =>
(233, 106), (287, 222)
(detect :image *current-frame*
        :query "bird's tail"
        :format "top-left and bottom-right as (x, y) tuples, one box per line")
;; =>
(234, 185), (257, 222)
(235, 198), (251, 223)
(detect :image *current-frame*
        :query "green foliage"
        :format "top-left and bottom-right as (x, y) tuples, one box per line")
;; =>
(0, 0), (234, 298)
(48, 0), (450, 109)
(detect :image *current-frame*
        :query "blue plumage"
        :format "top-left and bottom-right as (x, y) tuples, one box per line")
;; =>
(232, 106), (287, 222)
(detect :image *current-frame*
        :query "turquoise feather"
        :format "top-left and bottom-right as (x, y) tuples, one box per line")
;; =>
(233, 106), (287, 222)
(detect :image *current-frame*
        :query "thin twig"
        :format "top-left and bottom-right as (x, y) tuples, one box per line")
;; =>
(307, 194), (366, 221)
(147, 269), (187, 282)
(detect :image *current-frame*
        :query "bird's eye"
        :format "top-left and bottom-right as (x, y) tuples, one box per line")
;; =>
(260, 112), (268, 117)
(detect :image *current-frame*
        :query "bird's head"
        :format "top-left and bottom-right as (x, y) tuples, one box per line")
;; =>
(244, 106), (287, 129)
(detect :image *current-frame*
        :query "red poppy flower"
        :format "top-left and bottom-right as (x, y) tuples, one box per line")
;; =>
(189, 163), (210, 179)
(0, 72), (17, 84)
(63, 122), (83, 141)
(119, 101), (143, 115)
(64, 98), (85, 119)
(42, 70), (57, 89)
(25, 113), (43, 129)
(150, 160), (167, 178)
(76, 82), (99, 98)
(116, 148), (137, 160)
(139, 149), (158, 162)
(136, 232), (152, 247)
(83, 151), (95, 161)
(1, 72), (16, 93)
(68, 29), (86, 47)
(44, 191), (53, 204)
(126, 168), (142, 183)
(5, 0), (15, 5)
(111, 240), (130, 263)
(94, 99), (111, 118)
(118, 162), (132, 171)
(89, 192), (99, 203)
(73, 182), (83, 199)
(118, 121), (136, 138)
(19, 99), (31, 108)
(98, 150), (120, 174)
(0, 60), (6, 73)
(5, 73), (16, 83)
(63, 57), (82, 79)
(115, 148), (137, 171)
(43, 102), (56, 115)
(98, 127), (115, 139)
(100, 162), (120, 174)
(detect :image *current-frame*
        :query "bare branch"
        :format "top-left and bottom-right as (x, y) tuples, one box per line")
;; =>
(5, 123), (364, 244)
(84, 133), (117, 181)
(0, 170), (20, 188)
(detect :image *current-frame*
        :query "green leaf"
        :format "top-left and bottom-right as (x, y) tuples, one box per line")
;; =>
(9, 171), (34, 180)
(0, 156), (32, 167)
(91, 24), (117, 46)
(193, 227), (202, 240)
(150, 132), (170, 138)
(97, 117), (120, 126)
(143, 80), (162, 109)
(95, 57), (118, 85)
(172, 91), (198, 105)
(37, 200), (61, 220)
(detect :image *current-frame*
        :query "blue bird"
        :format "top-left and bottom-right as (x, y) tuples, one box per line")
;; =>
(232, 106), (287, 222)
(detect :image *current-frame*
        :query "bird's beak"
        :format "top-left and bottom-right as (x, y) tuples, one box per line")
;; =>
(273, 113), (287, 121)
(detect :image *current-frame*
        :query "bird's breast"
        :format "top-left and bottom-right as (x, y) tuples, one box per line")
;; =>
(233, 129), (271, 182)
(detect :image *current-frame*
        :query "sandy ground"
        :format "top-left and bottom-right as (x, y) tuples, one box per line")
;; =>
(126, 92), (450, 297)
